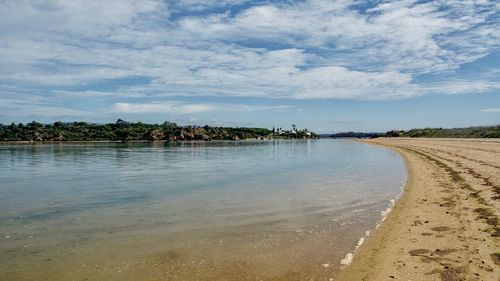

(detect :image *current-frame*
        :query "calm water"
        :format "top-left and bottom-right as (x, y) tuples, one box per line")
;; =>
(0, 140), (406, 281)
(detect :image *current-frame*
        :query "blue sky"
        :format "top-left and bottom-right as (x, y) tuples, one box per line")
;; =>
(0, 0), (499, 133)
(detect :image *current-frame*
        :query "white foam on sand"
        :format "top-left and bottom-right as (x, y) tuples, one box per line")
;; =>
(340, 179), (407, 267)
(340, 234), (368, 266)
(378, 199), (395, 224)
(340, 253), (354, 265)
(376, 179), (406, 228)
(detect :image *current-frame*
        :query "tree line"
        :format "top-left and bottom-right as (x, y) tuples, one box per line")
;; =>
(0, 120), (318, 142)
(385, 125), (500, 138)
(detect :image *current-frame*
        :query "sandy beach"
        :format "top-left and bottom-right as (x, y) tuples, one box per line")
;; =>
(338, 138), (500, 281)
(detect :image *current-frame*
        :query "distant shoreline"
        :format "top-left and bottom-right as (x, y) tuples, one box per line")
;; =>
(0, 138), (320, 145)
(325, 125), (500, 139)
(0, 120), (318, 142)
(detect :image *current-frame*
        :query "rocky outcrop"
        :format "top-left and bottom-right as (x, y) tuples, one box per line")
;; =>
(181, 129), (195, 140)
(145, 129), (165, 141)
(193, 128), (211, 141)
(33, 132), (43, 142)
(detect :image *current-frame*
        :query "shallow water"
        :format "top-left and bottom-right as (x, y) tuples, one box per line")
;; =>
(0, 139), (406, 280)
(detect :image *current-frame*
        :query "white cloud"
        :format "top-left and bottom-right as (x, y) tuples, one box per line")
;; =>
(481, 108), (500, 112)
(0, 86), (93, 119)
(0, 98), (92, 119)
(111, 102), (217, 114)
(0, 0), (498, 104)
(0, 0), (166, 38)
(110, 102), (294, 114)
(178, 0), (498, 74)
(422, 80), (500, 95)
(171, 0), (250, 11)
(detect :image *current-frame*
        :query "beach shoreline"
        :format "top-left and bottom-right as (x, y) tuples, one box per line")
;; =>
(337, 138), (499, 280)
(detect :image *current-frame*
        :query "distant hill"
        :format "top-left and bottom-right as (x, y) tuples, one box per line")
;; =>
(385, 125), (500, 138)
(0, 120), (318, 142)
(328, 132), (384, 139)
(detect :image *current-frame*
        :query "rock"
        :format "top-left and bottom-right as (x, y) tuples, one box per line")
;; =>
(181, 130), (195, 140)
(232, 134), (240, 141)
(33, 132), (43, 142)
(145, 129), (165, 141)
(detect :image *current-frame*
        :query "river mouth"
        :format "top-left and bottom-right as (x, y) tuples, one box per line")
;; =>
(0, 140), (406, 280)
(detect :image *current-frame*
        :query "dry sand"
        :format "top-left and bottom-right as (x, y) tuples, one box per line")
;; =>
(338, 138), (500, 281)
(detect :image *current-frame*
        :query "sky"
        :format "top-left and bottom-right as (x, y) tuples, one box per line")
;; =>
(0, 0), (499, 133)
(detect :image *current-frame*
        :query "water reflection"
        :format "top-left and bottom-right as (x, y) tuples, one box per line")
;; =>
(0, 139), (405, 242)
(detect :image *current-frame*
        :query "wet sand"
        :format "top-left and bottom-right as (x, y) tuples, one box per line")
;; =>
(0, 202), (384, 281)
(338, 138), (500, 281)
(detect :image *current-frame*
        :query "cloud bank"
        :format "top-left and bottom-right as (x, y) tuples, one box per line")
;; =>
(0, 0), (499, 118)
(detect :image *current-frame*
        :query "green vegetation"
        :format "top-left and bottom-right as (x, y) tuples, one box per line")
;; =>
(329, 132), (383, 138)
(0, 120), (318, 142)
(385, 125), (500, 138)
